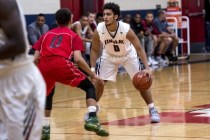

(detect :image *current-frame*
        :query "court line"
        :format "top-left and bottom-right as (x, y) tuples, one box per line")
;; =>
(51, 132), (210, 139)
(51, 106), (196, 111)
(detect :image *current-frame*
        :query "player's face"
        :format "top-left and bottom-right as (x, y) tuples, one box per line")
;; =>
(88, 13), (96, 24)
(80, 16), (89, 27)
(134, 14), (141, 23)
(161, 12), (167, 21)
(36, 16), (45, 27)
(145, 14), (154, 23)
(103, 9), (118, 26)
(96, 16), (104, 24)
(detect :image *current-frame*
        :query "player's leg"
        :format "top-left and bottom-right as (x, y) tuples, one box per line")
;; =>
(123, 50), (160, 123)
(165, 36), (178, 62)
(146, 36), (158, 65)
(156, 37), (168, 64)
(49, 57), (109, 137)
(95, 57), (118, 102)
(38, 58), (56, 140)
(41, 86), (55, 140)
(163, 37), (172, 53)
(95, 80), (107, 102)
(171, 35), (179, 53)
(77, 78), (109, 136)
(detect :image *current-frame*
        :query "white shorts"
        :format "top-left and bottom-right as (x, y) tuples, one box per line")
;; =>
(97, 48), (141, 82)
(0, 61), (46, 140)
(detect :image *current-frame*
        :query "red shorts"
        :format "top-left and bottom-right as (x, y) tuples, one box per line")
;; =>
(38, 56), (86, 96)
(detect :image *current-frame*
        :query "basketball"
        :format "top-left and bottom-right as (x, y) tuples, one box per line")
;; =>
(132, 71), (153, 91)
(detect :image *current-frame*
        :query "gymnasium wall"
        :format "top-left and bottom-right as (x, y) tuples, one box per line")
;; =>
(16, 0), (60, 26)
(17, 0), (182, 26)
(104, 0), (182, 18)
(104, 0), (181, 10)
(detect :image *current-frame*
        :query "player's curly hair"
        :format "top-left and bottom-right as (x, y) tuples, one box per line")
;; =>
(55, 8), (71, 25)
(103, 2), (120, 20)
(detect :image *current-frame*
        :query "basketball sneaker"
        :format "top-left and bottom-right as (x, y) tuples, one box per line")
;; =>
(41, 125), (50, 140)
(149, 107), (160, 123)
(84, 116), (109, 136)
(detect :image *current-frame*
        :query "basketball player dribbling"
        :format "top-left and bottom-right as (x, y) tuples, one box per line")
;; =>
(33, 8), (109, 139)
(0, 0), (46, 140)
(90, 2), (160, 123)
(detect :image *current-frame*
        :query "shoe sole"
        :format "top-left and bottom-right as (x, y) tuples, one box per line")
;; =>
(84, 124), (109, 137)
(151, 119), (160, 123)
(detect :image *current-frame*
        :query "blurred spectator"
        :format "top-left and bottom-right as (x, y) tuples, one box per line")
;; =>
(130, 12), (143, 35)
(72, 15), (93, 63)
(205, 0), (210, 52)
(96, 13), (104, 25)
(154, 10), (178, 61)
(141, 11), (160, 65)
(142, 11), (168, 65)
(122, 13), (132, 24)
(87, 12), (97, 31)
(130, 12), (144, 48)
(28, 13), (49, 54)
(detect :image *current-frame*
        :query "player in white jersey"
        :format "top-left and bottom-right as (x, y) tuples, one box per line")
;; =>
(90, 2), (160, 123)
(0, 0), (46, 140)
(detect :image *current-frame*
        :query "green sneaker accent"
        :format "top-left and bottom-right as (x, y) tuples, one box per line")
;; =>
(84, 116), (109, 137)
(41, 125), (50, 140)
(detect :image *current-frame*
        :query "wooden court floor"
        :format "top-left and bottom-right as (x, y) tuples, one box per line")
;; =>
(50, 61), (210, 140)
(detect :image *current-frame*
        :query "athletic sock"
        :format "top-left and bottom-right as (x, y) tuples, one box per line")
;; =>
(148, 103), (155, 109)
(43, 117), (50, 126)
(88, 106), (97, 117)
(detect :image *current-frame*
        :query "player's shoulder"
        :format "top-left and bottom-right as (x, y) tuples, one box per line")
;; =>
(97, 22), (105, 31)
(118, 21), (130, 32)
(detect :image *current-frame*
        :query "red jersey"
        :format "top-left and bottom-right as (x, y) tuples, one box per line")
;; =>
(33, 26), (84, 59)
(141, 20), (160, 36)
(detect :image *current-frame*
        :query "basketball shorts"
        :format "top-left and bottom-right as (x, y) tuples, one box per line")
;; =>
(38, 56), (86, 96)
(97, 48), (141, 82)
(0, 62), (46, 140)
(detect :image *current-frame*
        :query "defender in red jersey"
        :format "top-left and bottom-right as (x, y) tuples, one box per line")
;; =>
(33, 8), (109, 139)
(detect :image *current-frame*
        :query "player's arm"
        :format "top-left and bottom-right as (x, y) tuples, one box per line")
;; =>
(74, 24), (92, 42)
(90, 29), (101, 70)
(87, 25), (94, 36)
(34, 50), (40, 65)
(74, 50), (95, 77)
(126, 28), (151, 75)
(32, 34), (44, 65)
(0, 0), (26, 60)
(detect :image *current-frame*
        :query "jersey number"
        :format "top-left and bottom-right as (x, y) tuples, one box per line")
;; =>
(50, 35), (63, 48)
(113, 45), (120, 52)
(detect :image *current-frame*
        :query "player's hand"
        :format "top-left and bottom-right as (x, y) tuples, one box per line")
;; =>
(143, 68), (152, 78)
(91, 74), (104, 85)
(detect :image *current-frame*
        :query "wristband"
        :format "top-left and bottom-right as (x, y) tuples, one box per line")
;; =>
(91, 67), (95, 72)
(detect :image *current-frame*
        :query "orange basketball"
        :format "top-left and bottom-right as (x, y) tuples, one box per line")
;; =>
(132, 71), (153, 91)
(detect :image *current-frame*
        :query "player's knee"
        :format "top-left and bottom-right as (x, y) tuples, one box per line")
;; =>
(78, 78), (96, 100)
(164, 37), (172, 45)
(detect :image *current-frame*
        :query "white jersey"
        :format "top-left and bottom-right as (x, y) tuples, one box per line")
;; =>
(97, 21), (133, 56)
(0, 1), (31, 71)
(72, 21), (88, 38)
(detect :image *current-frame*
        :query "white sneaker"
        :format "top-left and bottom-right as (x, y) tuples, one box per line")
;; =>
(156, 56), (168, 65)
(149, 57), (159, 65)
(149, 107), (160, 123)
